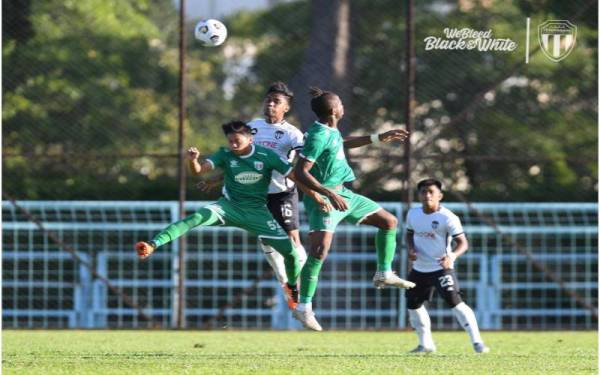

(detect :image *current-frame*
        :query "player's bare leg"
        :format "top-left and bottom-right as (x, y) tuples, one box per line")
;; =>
(361, 209), (415, 289)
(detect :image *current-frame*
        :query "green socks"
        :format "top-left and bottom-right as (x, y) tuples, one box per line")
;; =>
(299, 256), (324, 303)
(262, 237), (300, 286)
(376, 228), (397, 272)
(152, 207), (220, 247)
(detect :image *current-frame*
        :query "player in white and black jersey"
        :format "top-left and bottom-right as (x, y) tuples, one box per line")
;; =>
(247, 82), (308, 287)
(405, 179), (490, 354)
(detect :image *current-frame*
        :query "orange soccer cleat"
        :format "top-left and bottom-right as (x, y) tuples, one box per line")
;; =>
(282, 283), (299, 310)
(135, 241), (155, 259)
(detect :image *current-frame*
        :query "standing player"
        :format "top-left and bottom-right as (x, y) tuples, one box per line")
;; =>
(247, 82), (308, 290)
(292, 87), (415, 331)
(405, 178), (490, 353)
(135, 121), (303, 308)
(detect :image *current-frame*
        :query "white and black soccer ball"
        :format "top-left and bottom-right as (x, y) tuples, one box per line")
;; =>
(194, 19), (228, 47)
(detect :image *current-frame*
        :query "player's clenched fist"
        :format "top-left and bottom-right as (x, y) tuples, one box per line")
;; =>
(135, 241), (155, 260)
(187, 147), (200, 160)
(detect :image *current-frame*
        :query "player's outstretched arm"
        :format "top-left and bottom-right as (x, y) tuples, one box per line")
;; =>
(343, 129), (409, 149)
(187, 147), (214, 176)
(293, 158), (348, 211)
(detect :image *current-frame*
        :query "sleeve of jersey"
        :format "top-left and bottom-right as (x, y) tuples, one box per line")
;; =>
(289, 127), (305, 150)
(271, 153), (293, 177)
(447, 214), (464, 237)
(406, 211), (414, 232)
(299, 133), (324, 162)
(206, 148), (225, 170)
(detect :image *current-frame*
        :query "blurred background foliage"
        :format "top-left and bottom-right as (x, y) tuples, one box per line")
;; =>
(2, 0), (597, 201)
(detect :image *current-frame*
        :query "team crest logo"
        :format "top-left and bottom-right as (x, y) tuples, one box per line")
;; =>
(274, 130), (284, 140)
(323, 217), (332, 226)
(230, 160), (239, 168)
(254, 161), (264, 170)
(431, 220), (439, 229)
(538, 20), (577, 62)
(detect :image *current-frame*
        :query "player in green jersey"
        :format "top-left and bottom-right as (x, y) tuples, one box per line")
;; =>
(291, 87), (416, 331)
(135, 121), (308, 309)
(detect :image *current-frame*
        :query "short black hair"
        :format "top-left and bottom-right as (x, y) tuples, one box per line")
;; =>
(221, 121), (254, 135)
(266, 81), (294, 104)
(309, 86), (338, 118)
(417, 178), (442, 191)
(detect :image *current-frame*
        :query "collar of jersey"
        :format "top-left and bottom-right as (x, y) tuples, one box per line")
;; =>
(315, 121), (337, 131)
(239, 144), (256, 159)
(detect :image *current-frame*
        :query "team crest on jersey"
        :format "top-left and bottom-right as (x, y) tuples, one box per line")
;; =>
(254, 161), (264, 170)
(274, 130), (284, 140)
(323, 217), (332, 226)
(230, 160), (239, 168)
(431, 220), (439, 229)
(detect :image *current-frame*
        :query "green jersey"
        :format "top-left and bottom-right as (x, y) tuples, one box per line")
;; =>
(207, 144), (292, 208)
(299, 121), (355, 187)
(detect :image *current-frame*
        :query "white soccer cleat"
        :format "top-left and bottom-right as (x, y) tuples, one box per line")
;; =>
(473, 343), (490, 353)
(409, 345), (436, 354)
(372, 272), (416, 289)
(292, 309), (323, 331)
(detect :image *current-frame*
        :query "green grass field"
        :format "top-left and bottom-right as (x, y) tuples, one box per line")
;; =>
(2, 330), (597, 374)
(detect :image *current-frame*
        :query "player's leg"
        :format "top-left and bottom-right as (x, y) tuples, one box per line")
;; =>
(435, 269), (490, 353)
(239, 206), (302, 309)
(292, 229), (334, 332)
(406, 270), (436, 353)
(347, 192), (414, 289)
(262, 191), (307, 285)
(135, 204), (223, 259)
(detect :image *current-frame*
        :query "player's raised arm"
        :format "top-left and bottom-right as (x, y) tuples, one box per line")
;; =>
(343, 129), (409, 149)
(187, 147), (214, 176)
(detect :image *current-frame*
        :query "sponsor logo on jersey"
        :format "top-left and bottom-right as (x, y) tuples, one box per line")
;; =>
(234, 172), (263, 185)
(274, 130), (284, 139)
(415, 231), (436, 239)
(431, 220), (439, 229)
(230, 160), (239, 168)
(254, 161), (264, 171)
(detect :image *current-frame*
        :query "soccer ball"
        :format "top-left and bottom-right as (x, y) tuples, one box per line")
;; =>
(194, 19), (228, 47)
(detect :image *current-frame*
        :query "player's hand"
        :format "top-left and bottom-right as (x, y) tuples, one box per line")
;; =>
(187, 147), (200, 161)
(439, 253), (456, 269)
(196, 178), (221, 192)
(325, 189), (348, 211)
(313, 194), (334, 213)
(378, 129), (409, 143)
(408, 249), (417, 261)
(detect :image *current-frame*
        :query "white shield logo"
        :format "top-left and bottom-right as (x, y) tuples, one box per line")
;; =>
(538, 20), (577, 62)
(254, 161), (264, 170)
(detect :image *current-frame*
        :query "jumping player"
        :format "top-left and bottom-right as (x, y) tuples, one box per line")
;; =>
(135, 121), (306, 309)
(291, 87), (415, 331)
(405, 178), (490, 353)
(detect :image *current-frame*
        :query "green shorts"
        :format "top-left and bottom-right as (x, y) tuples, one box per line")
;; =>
(303, 187), (381, 232)
(204, 198), (288, 240)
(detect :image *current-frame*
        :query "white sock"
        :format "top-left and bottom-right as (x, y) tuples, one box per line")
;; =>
(296, 302), (312, 312)
(408, 306), (435, 349)
(260, 242), (288, 284)
(452, 302), (483, 344)
(295, 243), (308, 268)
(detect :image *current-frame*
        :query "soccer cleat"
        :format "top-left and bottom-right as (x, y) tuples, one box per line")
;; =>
(372, 272), (416, 289)
(135, 241), (155, 259)
(282, 283), (299, 310)
(292, 309), (323, 331)
(473, 343), (490, 353)
(409, 345), (436, 354)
